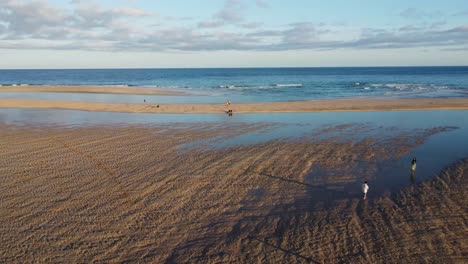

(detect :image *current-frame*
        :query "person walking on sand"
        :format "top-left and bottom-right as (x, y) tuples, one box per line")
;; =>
(226, 100), (231, 111)
(226, 99), (233, 115)
(362, 181), (369, 200)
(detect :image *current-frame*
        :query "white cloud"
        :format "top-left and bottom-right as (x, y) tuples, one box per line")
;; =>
(197, 20), (225, 28)
(0, 0), (70, 36)
(0, 0), (467, 53)
(215, 0), (244, 23)
(111, 7), (151, 17)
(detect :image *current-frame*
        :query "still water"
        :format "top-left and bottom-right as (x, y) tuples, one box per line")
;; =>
(1, 108), (467, 199)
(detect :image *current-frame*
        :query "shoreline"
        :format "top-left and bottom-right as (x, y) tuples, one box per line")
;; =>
(0, 85), (184, 96)
(1, 98), (468, 114)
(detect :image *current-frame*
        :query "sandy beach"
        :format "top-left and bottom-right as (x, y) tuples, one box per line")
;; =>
(2, 1), (468, 262)
(0, 85), (183, 96)
(0, 123), (466, 263)
(1, 98), (468, 114)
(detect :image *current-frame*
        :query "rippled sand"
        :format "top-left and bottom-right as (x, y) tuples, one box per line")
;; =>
(0, 124), (466, 263)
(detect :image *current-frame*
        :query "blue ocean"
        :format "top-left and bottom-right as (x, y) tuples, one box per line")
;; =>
(1, 67), (468, 103)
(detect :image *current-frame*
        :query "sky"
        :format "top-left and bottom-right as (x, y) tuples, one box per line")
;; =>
(0, 0), (467, 69)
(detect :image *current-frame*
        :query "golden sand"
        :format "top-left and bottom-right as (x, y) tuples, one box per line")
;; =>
(0, 124), (466, 263)
(1, 98), (468, 114)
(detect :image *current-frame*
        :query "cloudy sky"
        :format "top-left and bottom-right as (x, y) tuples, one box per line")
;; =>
(0, 0), (468, 68)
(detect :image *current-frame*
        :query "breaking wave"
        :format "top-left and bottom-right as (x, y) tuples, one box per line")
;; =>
(0, 83), (30, 86)
(217, 84), (304, 90)
(273, 83), (304, 87)
(357, 83), (466, 98)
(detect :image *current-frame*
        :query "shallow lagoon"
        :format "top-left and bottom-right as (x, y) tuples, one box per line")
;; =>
(1, 108), (467, 199)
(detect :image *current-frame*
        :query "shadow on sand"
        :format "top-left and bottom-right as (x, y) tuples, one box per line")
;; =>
(244, 168), (352, 210)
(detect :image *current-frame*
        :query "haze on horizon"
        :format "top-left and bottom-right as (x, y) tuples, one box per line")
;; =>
(0, 0), (468, 69)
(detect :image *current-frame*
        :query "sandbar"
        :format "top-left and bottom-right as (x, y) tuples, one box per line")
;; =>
(0, 85), (183, 95)
(1, 98), (468, 114)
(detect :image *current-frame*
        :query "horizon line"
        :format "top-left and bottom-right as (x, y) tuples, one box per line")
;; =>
(1, 65), (468, 70)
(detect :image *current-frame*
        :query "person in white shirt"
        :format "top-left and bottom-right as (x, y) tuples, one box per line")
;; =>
(411, 157), (417, 172)
(362, 181), (369, 200)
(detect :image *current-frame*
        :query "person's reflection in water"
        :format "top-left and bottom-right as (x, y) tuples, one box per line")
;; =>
(410, 157), (417, 185)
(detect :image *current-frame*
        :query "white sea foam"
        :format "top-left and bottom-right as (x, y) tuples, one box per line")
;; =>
(364, 83), (466, 98)
(273, 84), (303, 87)
(218, 83), (304, 90)
(218, 85), (240, 89)
(371, 83), (451, 90)
(0, 83), (47, 87)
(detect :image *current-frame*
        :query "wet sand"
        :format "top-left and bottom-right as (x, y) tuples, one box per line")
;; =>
(0, 85), (183, 95)
(0, 124), (466, 263)
(1, 98), (468, 114)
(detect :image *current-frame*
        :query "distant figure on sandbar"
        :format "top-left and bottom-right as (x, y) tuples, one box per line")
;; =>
(226, 100), (231, 112)
(226, 100), (233, 115)
(144, 99), (146, 103)
(362, 181), (369, 200)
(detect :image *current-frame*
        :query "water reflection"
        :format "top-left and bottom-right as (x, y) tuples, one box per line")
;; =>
(410, 170), (416, 185)
(1, 108), (467, 197)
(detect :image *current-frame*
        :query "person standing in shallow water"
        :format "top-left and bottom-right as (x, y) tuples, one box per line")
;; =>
(362, 181), (369, 200)
(411, 157), (417, 172)
(410, 158), (417, 184)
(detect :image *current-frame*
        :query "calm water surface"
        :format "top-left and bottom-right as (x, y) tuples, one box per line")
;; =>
(1, 109), (467, 199)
